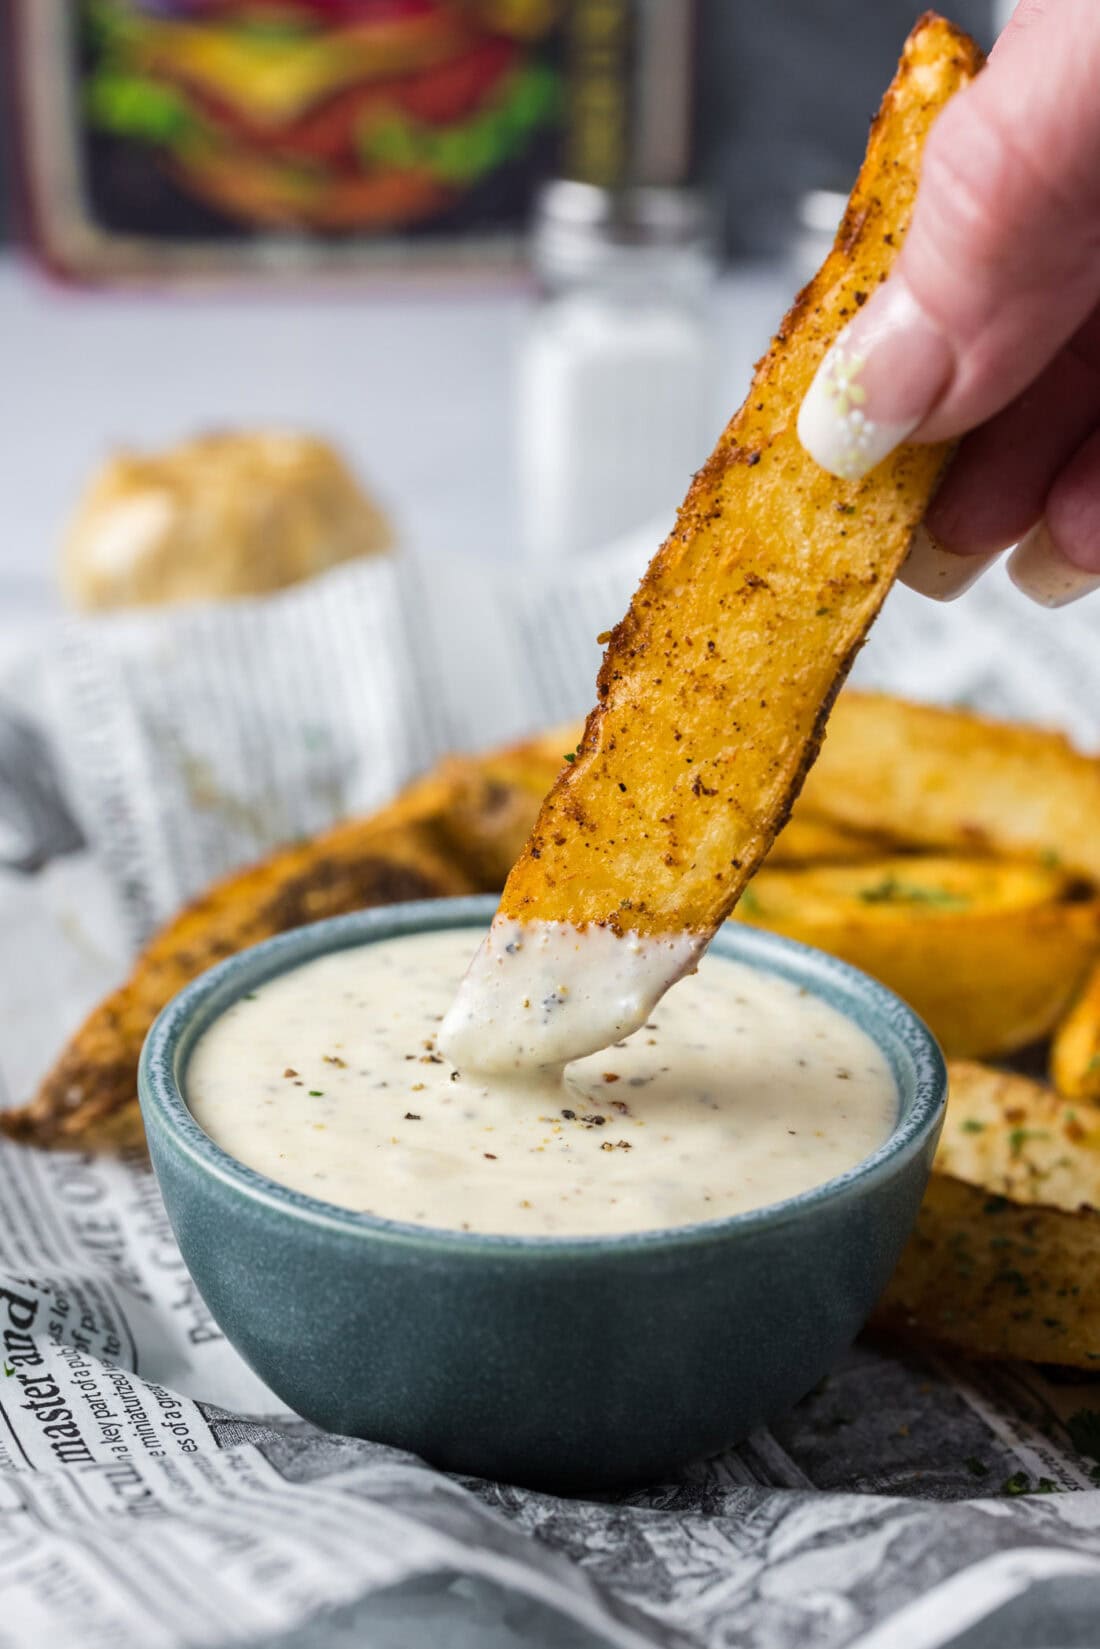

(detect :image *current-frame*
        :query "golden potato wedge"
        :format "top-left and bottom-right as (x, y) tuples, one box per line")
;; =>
(429, 728), (573, 889)
(1051, 957), (1100, 1104)
(2, 780), (481, 1150)
(763, 809), (889, 868)
(877, 1061), (1100, 1366)
(494, 18), (980, 953)
(737, 857), (1100, 1058)
(801, 692), (1100, 883)
(2, 727), (593, 1151)
(932, 1059), (1100, 1205)
(0, 727), (583, 1150)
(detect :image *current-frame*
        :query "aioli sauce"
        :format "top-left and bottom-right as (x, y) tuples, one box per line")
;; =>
(439, 916), (704, 1074)
(187, 928), (896, 1237)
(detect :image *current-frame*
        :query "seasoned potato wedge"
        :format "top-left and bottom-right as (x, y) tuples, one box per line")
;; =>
(877, 1061), (1100, 1366)
(429, 728), (572, 889)
(0, 728), (588, 1150)
(1051, 958), (1100, 1105)
(736, 857), (1100, 1058)
(927, 1060), (1100, 1207)
(764, 810), (889, 868)
(494, 17), (981, 943)
(0, 715), (908, 1152)
(3, 781), (481, 1149)
(801, 692), (1100, 883)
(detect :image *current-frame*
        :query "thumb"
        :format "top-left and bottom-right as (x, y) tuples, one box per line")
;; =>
(800, 0), (1100, 480)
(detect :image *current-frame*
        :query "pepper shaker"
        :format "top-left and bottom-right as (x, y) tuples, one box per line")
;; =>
(518, 182), (716, 561)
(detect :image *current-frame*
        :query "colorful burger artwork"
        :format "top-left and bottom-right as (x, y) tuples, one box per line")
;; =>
(14, 0), (566, 275)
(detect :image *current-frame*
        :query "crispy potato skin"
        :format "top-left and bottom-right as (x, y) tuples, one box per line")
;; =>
(802, 692), (1100, 883)
(1051, 958), (1100, 1104)
(737, 857), (1100, 1059)
(877, 1061), (1100, 1366)
(496, 17), (982, 941)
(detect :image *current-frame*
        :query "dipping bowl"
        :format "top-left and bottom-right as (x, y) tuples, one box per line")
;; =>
(138, 894), (946, 1491)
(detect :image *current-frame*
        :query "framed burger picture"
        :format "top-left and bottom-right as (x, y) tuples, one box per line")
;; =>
(10, 0), (577, 283)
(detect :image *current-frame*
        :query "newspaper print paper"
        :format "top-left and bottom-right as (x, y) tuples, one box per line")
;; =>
(2, 541), (1100, 1648)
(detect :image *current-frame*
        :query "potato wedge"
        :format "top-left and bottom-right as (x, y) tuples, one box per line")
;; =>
(1051, 958), (1100, 1104)
(429, 739), (885, 878)
(494, 18), (980, 956)
(0, 723), (582, 1149)
(801, 692), (1100, 883)
(877, 1061), (1100, 1366)
(763, 810), (889, 868)
(429, 727), (573, 889)
(932, 1061), (1100, 1206)
(2, 780), (481, 1149)
(1, 728), (588, 1150)
(0, 705), (925, 1152)
(737, 857), (1100, 1058)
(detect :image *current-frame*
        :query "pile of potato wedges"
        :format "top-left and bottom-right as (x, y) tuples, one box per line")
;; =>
(5, 689), (1100, 1369)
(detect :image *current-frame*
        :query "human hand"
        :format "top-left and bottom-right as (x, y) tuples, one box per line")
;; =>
(798, 0), (1100, 606)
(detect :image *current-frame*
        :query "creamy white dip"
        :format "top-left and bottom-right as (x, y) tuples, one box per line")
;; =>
(187, 927), (896, 1237)
(439, 915), (705, 1074)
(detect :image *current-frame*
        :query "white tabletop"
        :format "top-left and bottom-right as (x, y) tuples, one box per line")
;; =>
(0, 253), (787, 619)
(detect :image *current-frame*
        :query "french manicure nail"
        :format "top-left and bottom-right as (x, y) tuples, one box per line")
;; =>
(798, 277), (954, 481)
(898, 526), (999, 602)
(1008, 522), (1100, 608)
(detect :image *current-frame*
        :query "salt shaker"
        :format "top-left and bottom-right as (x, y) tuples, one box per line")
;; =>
(518, 180), (716, 562)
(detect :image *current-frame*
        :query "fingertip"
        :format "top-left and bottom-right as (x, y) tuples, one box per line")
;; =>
(1008, 522), (1100, 608)
(898, 526), (1000, 601)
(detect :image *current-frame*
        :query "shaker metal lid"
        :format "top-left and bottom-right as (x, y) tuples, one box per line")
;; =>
(530, 179), (715, 281)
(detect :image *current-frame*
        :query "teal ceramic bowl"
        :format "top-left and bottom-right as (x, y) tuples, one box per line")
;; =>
(139, 894), (945, 1492)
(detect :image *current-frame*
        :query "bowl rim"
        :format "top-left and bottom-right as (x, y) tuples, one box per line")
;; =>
(138, 894), (947, 1258)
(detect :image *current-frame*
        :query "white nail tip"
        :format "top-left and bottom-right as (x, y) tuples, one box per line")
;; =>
(899, 528), (998, 602)
(797, 339), (915, 481)
(1008, 524), (1100, 609)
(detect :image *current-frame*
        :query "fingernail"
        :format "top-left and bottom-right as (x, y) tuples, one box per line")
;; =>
(1008, 522), (1100, 608)
(898, 526), (999, 602)
(798, 277), (954, 480)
